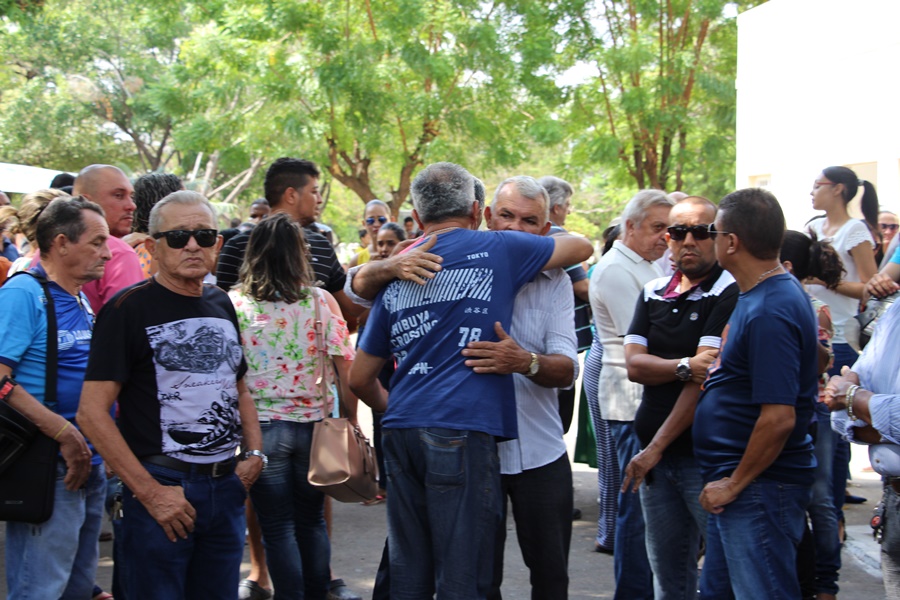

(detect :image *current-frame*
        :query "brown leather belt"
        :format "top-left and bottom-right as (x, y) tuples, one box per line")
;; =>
(142, 454), (235, 478)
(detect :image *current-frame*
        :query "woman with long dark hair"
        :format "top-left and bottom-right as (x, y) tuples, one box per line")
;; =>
(229, 213), (356, 600)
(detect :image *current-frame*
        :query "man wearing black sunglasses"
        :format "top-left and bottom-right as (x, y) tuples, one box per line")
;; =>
(621, 196), (738, 598)
(79, 190), (265, 600)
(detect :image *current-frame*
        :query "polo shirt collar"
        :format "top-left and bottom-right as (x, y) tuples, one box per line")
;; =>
(657, 263), (725, 299)
(612, 240), (653, 265)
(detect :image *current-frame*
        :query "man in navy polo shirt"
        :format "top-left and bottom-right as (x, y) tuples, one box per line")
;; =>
(693, 188), (817, 599)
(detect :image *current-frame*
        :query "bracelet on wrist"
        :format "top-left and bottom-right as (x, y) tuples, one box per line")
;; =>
(845, 384), (860, 421)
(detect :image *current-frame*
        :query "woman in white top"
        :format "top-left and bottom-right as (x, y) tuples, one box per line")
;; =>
(806, 165), (879, 594)
(806, 166), (879, 353)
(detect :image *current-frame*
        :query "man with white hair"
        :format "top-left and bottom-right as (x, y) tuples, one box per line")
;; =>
(589, 189), (673, 600)
(349, 163), (593, 599)
(78, 191), (264, 599)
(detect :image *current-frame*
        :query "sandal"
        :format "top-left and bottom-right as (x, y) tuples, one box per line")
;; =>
(238, 579), (273, 600)
(93, 593), (114, 600)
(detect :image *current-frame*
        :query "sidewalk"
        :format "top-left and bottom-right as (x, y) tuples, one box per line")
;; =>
(0, 435), (888, 598)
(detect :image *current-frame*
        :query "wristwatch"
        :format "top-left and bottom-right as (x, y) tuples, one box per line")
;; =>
(675, 357), (692, 382)
(244, 450), (268, 471)
(525, 352), (540, 377)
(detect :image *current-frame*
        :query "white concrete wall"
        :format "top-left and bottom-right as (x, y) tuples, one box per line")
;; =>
(736, 0), (900, 230)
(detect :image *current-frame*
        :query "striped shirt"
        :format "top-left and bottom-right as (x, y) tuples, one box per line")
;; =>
(215, 227), (346, 293)
(498, 268), (579, 474)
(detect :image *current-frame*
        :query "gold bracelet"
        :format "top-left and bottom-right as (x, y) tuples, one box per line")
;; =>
(846, 385), (860, 421)
(53, 421), (70, 441)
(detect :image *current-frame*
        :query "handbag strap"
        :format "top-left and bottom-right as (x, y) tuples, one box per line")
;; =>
(312, 288), (333, 415)
(7, 270), (58, 412)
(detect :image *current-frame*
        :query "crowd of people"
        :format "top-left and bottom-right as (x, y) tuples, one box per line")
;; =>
(0, 158), (899, 600)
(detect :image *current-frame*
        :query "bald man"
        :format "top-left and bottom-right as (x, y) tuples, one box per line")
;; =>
(72, 165), (144, 310)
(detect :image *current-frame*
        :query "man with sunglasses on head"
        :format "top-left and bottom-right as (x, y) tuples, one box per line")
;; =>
(78, 191), (265, 600)
(621, 196), (738, 599)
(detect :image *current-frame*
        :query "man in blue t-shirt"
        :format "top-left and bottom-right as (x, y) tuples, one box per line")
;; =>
(348, 162), (593, 599)
(0, 196), (111, 600)
(693, 188), (817, 600)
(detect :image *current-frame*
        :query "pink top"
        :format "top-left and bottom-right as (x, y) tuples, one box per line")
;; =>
(83, 236), (145, 312)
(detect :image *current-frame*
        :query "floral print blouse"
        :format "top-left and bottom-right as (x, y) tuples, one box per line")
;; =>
(229, 287), (355, 423)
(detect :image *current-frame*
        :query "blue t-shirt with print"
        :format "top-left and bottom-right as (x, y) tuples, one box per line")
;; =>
(693, 273), (817, 485)
(359, 228), (555, 439)
(0, 268), (102, 464)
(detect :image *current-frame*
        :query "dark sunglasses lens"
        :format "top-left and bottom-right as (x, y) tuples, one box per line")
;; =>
(690, 226), (711, 240)
(667, 226), (687, 241)
(669, 225), (712, 241)
(194, 230), (218, 247)
(165, 231), (191, 248)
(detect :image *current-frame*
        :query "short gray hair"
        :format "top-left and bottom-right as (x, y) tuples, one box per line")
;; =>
(148, 190), (217, 235)
(36, 196), (105, 254)
(537, 176), (573, 209)
(410, 162), (476, 224)
(492, 176), (550, 221)
(621, 189), (673, 226)
(473, 177), (486, 208)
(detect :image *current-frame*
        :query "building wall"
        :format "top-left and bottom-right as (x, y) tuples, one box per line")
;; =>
(736, 0), (900, 230)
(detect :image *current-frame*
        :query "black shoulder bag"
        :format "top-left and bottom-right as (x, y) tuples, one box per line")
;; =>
(0, 270), (63, 523)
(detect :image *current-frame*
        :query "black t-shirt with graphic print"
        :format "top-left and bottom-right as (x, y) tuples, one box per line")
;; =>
(86, 278), (248, 464)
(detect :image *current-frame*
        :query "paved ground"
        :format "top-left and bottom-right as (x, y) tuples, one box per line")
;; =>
(0, 435), (888, 599)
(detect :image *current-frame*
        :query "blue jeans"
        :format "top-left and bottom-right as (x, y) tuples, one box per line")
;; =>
(383, 427), (503, 600)
(699, 478), (811, 600)
(640, 453), (707, 600)
(121, 461), (247, 600)
(6, 461), (105, 600)
(809, 402), (841, 595)
(830, 342), (859, 523)
(250, 420), (330, 600)
(608, 420), (653, 600)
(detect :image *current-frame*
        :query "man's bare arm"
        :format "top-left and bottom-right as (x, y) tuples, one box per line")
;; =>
(2, 364), (91, 490)
(77, 380), (197, 542)
(351, 235), (443, 300)
(234, 378), (263, 491)
(699, 403), (795, 513)
(542, 233), (594, 272)
(348, 350), (389, 413)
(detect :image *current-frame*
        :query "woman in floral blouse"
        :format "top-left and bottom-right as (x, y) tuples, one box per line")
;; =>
(229, 213), (355, 600)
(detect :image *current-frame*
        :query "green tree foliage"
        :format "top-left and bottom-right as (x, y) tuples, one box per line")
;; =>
(0, 0), (760, 224)
(520, 0), (763, 203)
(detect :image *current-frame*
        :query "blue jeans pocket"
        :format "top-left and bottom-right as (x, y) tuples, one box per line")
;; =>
(421, 430), (466, 493)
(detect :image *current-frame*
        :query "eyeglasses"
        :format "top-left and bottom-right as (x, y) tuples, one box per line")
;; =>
(813, 181), (837, 191)
(152, 229), (218, 249)
(707, 223), (732, 239)
(880, 223), (899, 232)
(667, 224), (714, 241)
(365, 216), (388, 226)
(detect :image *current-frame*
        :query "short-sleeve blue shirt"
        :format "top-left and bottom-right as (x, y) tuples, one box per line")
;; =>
(0, 268), (101, 464)
(693, 273), (817, 485)
(359, 228), (555, 439)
